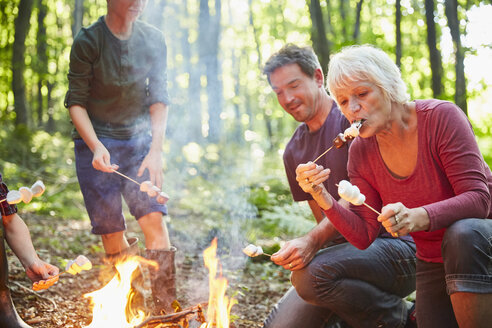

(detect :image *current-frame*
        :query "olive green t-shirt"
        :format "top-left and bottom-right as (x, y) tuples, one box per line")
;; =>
(65, 16), (170, 139)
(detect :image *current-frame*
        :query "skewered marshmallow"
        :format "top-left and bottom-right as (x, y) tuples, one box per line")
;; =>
(6, 190), (22, 204)
(333, 120), (364, 149)
(4, 180), (46, 204)
(156, 191), (169, 205)
(243, 244), (264, 257)
(19, 187), (33, 204)
(338, 180), (366, 206)
(30, 180), (46, 197)
(140, 180), (153, 192)
(65, 255), (92, 275)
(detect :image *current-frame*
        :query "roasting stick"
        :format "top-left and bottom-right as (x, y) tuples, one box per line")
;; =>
(312, 145), (334, 163)
(112, 169), (141, 186)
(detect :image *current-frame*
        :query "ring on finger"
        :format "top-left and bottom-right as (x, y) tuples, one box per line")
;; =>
(395, 214), (401, 224)
(289, 263), (293, 269)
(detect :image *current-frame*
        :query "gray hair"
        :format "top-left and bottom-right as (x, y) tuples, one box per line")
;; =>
(263, 44), (321, 84)
(327, 45), (409, 104)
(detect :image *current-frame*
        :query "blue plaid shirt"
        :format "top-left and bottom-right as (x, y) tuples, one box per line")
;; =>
(0, 173), (18, 217)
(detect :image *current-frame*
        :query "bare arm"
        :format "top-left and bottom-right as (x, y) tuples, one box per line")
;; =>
(137, 102), (169, 188)
(3, 214), (59, 282)
(69, 105), (118, 172)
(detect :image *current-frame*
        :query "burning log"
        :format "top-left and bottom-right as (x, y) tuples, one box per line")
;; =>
(133, 303), (207, 328)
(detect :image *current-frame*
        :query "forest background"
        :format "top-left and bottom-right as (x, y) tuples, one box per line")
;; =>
(0, 0), (492, 325)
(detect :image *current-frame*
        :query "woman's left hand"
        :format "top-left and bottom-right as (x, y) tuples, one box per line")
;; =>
(377, 202), (430, 237)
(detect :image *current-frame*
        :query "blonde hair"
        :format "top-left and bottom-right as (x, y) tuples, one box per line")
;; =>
(327, 45), (409, 104)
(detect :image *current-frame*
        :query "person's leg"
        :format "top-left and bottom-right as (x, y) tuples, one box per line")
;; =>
(292, 238), (416, 328)
(138, 212), (170, 250)
(442, 219), (492, 328)
(262, 286), (343, 328)
(415, 260), (458, 328)
(101, 231), (129, 254)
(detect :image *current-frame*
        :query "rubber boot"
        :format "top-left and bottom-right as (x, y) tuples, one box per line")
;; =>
(0, 220), (32, 328)
(145, 247), (177, 314)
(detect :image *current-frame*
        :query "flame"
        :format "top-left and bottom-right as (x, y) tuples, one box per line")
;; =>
(83, 256), (150, 328)
(200, 238), (235, 328)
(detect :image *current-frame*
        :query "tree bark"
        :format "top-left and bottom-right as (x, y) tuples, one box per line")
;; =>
(199, 0), (223, 143)
(353, 0), (364, 42)
(339, 0), (348, 42)
(425, 0), (443, 98)
(12, 0), (34, 127)
(36, 0), (48, 127)
(445, 0), (467, 114)
(395, 0), (402, 68)
(72, 0), (84, 38)
(308, 0), (330, 72)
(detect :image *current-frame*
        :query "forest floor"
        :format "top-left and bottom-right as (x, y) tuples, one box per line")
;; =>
(9, 213), (291, 328)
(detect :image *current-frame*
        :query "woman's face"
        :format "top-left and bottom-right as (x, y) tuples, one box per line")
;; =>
(332, 79), (391, 137)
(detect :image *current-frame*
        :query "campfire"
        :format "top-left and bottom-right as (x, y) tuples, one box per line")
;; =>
(82, 238), (235, 328)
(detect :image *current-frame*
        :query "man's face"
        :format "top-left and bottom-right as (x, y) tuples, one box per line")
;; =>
(269, 63), (322, 123)
(108, 0), (148, 22)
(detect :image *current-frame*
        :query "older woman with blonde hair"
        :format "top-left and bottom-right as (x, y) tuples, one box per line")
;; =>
(294, 44), (492, 327)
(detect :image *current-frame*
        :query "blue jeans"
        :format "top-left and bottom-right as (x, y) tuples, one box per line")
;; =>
(415, 219), (492, 328)
(263, 237), (416, 328)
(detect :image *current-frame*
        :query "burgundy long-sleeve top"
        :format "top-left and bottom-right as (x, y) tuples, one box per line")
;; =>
(324, 99), (492, 263)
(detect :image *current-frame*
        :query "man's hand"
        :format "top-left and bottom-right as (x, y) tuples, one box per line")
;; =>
(92, 143), (118, 172)
(137, 149), (163, 188)
(271, 235), (319, 271)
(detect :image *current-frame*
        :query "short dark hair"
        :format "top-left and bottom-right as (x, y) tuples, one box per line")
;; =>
(263, 44), (321, 84)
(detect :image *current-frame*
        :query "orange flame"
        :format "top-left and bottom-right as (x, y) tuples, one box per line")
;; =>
(200, 238), (235, 328)
(82, 256), (150, 328)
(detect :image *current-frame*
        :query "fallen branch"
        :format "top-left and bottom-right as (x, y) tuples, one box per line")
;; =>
(11, 281), (57, 311)
(134, 303), (207, 328)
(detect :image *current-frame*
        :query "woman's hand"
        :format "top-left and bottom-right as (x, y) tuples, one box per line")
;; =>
(271, 235), (319, 271)
(377, 202), (430, 237)
(25, 258), (60, 283)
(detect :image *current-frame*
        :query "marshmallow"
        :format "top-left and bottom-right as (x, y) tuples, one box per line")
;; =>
(338, 180), (366, 206)
(140, 181), (153, 192)
(243, 244), (263, 257)
(19, 187), (33, 204)
(156, 191), (169, 204)
(65, 255), (92, 275)
(6, 190), (22, 204)
(30, 180), (46, 197)
(147, 185), (160, 197)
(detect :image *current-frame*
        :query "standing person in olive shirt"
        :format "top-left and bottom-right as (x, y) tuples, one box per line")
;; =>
(65, 0), (176, 313)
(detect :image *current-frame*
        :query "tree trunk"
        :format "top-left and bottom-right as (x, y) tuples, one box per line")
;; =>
(308, 0), (330, 72)
(339, 0), (348, 42)
(353, 0), (364, 42)
(36, 0), (48, 127)
(12, 0), (34, 127)
(395, 0), (402, 68)
(72, 0), (84, 38)
(425, 0), (443, 98)
(445, 0), (467, 114)
(199, 0), (223, 143)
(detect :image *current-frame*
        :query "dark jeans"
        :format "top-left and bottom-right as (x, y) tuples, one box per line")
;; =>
(263, 237), (416, 328)
(416, 219), (492, 328)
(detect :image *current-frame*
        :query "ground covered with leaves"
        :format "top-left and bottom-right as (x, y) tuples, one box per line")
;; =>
(9, 214), (291, 328)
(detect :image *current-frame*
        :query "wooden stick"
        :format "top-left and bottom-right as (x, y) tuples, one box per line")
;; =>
(312, 145), (334, 163)
(112, 169), (141, 186)
(133, 303), (207, 328)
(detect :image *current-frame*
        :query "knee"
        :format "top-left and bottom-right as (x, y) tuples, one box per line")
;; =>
(291, 262), (340, 305)
(291, 268), (319, 303)
(442, 219), (489, 267)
